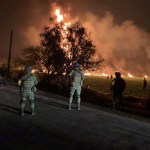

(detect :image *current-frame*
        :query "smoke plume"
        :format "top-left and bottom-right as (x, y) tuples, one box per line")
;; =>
(80, 12), (150, 76)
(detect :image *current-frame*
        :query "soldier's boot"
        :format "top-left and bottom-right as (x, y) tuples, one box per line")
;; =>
(77, 104), (80, 110)
(31, 109), (36, 115)
(30, 101), (36, 115)
(21, 109), (24, 116)
(68, 104), (71, 110)
(68, 97), (73, 110)
(20, 100), (25, 116)
(77, 98), (81, 110)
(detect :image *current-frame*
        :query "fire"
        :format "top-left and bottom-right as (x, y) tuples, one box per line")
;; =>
(84, 72), (136, 78)
(53, 8), (150, 78)
(128, 73), (134, 78)
(32, 69), (35, 73)
(99, 73), (109, 77)
(64, 22), (71, 27)
(55, 9), (63, 22)
(84, 72), (110, 77)
(54, 8), (72, 59)
(84, 72), (91, 76)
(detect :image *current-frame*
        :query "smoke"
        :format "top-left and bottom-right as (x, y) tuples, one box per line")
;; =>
(80, 12), (150, 75)
(0, 0), (53, 60)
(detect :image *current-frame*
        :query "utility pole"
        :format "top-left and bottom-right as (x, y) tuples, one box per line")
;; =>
(7, 30), (13, 79)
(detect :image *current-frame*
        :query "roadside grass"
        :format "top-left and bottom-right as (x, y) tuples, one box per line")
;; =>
(84, 76), (150, 99)
(81, 76), (150, 117)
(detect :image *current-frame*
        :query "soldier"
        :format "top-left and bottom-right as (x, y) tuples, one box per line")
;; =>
(19, 66), (37, 116)
(110, 72), (126, 110)
(68, 63), (85, 110)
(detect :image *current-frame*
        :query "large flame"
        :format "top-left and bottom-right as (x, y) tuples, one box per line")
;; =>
(55, 8), (72, 59)
(84, 72), (110, 77)
(53, 8), (144, 78)
(55, 9), (63, 22)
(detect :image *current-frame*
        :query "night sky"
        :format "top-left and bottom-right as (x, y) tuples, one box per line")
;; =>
(0, 0), (150, 74)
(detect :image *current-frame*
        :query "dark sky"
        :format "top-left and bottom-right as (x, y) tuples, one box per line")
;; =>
(66, 0), (150, 29)
(0, 0), (150, 74)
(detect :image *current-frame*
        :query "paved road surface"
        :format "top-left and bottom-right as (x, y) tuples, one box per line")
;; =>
(0, 84), (150, 150)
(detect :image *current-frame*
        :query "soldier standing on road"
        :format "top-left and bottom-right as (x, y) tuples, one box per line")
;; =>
(19, 66), (37, 116)
(68, 63), (85, 110)
(110, 72), (126, 110)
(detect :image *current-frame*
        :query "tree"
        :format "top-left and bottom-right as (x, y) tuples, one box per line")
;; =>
(16, 19), (104, 76)
(15, 46), (46, 74)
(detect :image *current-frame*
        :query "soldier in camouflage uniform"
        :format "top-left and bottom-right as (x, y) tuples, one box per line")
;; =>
(19, 66), (37, 116)
(68, 63), (85, 110)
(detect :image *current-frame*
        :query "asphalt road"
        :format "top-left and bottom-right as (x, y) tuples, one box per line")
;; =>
(0, 84), (150, 150)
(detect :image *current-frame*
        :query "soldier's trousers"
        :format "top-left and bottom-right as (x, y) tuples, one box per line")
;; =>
(20, 90), (35, 110)
(69, 86), (81, 105)
(112, 92), (123, 109)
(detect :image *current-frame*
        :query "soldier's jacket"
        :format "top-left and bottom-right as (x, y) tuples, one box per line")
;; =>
(20, 73), (37, 92)
(69, 70), (85, 87)
(110, 77), (126, 93)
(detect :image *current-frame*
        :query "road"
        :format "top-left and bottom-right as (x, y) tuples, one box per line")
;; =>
(0, 84), (150, 150)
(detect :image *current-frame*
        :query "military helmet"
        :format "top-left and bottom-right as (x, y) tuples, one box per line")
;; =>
(24, 66), (33, 72)
(74, 63), (80, 69)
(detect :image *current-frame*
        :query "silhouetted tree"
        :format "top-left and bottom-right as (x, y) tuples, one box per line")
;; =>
(16, 19), (104, 76)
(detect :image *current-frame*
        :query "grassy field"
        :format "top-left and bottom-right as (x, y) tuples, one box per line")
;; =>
(84, 76), (150, 99)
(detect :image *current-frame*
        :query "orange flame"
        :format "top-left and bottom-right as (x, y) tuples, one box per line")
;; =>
(54, 8), (72, 59)
(99, 73), (109, 77)
(84, 72), (92, 76)
(32, 69), (35, 73)
(84, 72), (110, 77)
(55, 9), (63, 22)
(128, 73), (134, 78)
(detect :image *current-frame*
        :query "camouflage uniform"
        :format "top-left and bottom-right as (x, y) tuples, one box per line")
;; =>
(110, 72), (126, 110)
(68, 63), (84, 110)
(19, 66), (37, 116)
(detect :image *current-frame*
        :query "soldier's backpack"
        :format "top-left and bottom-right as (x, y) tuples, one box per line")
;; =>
(21, 74), (36, 92)
(70, 70), (83, 86)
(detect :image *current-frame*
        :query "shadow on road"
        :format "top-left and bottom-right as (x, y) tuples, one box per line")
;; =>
(0, 104), (30, 115)
(37, 98), (68, 109)
(37, 98), (79, 110)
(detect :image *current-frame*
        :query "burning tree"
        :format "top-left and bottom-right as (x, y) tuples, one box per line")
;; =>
(16, 9), (104, 76)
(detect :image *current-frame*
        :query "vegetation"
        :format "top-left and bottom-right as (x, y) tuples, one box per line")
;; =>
(16, 19), (104, 77)
(84, 76), (150, 99)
